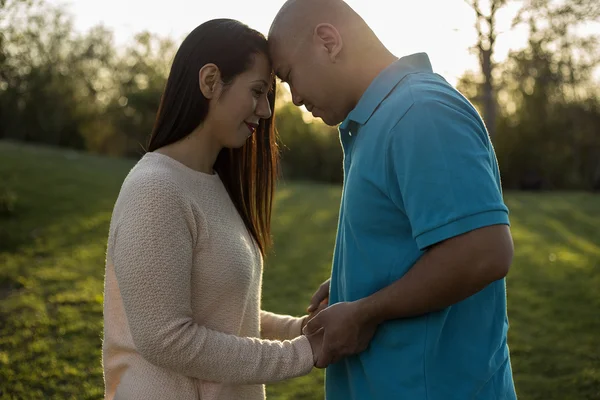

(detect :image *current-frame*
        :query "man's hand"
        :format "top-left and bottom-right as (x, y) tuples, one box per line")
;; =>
(307, 278), (330, 313)
(303, 301), (378, 368)
(301, 299), (329, 332)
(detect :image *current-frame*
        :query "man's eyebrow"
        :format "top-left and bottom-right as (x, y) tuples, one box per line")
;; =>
(251, 79), (269, 86)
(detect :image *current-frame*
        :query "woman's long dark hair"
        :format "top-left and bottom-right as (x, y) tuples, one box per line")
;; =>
(148, 19), (279, 257)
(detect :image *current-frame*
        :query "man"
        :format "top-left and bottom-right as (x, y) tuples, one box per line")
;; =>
(269, 0), (517, 399)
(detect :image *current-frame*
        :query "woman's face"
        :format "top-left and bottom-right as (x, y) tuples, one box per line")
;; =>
(206, 52), (273, 149)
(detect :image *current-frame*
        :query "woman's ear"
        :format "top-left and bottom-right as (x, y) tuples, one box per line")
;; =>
(199, 63), (221, 99)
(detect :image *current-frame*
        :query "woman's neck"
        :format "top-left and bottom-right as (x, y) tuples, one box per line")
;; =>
(154, 126), (221, 174)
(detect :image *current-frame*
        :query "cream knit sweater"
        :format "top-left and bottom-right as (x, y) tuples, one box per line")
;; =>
(102, 152), (314, 400)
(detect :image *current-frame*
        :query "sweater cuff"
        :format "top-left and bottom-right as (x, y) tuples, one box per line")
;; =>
(289, 316), (305, 338)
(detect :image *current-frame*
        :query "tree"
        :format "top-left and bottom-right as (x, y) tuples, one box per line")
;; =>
(493, 0), (600, 189)
(464, 0), (510, 140)
(103, 32), (176, 157)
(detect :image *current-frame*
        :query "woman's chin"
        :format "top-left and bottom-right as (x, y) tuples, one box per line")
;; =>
(227, 137), (252, 149)
(238, 130), (254, 146)
(220, 130), (253, 149)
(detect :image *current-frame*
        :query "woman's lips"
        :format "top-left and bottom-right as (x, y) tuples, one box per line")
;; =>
(245, 122), (259, 134)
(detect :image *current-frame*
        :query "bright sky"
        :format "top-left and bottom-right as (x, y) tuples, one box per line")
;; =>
(48, 0), (535, 86)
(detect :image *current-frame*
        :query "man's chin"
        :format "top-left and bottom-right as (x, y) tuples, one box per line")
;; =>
(321, 114), (343, 127)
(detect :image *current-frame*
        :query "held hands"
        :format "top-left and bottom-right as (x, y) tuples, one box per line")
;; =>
(303, 278), (330, 366)
(301, 297), (329, 331)
(307, 278), (331, 314)
(301, 278), (330, 332)
(302, 278), (379, 369)
(304, 301), (378, 368)
(306, 328), (324, 365)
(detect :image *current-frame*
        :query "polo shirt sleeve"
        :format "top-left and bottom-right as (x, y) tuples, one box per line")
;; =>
(386, 98), (509, 250)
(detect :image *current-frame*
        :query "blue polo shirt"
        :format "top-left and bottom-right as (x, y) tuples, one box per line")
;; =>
(326, 53), (516, 399)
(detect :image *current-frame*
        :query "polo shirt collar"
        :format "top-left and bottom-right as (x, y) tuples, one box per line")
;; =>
(339, 52), (433, 132)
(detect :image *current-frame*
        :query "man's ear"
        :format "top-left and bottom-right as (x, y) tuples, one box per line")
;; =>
(313, 23), (343, 62)
(199, 63), (221, 99)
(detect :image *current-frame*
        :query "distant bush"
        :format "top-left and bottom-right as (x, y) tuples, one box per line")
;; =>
(276, 102), (344, 184)
(0, 185), (18, 217)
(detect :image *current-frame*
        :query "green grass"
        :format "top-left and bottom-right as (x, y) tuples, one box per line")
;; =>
(0, 140), (599, 399)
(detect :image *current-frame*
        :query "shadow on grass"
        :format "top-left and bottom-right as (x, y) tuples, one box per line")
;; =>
(505, 192), (600, 400)
(0, 141), (130, 399)
(0, 140), (134, 296)
(263, 181), (341, 399)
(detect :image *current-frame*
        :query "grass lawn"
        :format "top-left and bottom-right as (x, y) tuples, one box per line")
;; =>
(0, 140), (599, 399)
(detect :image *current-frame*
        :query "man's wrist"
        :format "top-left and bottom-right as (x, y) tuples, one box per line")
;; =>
(355, 296), (386, 326)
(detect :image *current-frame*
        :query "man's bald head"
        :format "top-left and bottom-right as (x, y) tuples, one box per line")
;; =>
(269, 0), (367, 49)
(269, 0), (353, 45)
(267, 0), (393, 126)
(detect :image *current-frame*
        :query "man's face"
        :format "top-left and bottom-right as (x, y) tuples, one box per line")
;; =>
(270, 38), (351, 126)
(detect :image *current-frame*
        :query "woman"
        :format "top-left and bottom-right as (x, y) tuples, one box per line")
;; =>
(102, 19), (321, 400)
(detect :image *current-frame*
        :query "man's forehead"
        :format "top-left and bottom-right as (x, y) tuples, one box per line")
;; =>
(270, 42), (290, 78)
(270, 36), (306, 76)
(268, 41), (285, 74)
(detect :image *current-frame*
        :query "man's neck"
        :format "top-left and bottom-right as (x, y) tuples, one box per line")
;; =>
(352, 50), (398, 105)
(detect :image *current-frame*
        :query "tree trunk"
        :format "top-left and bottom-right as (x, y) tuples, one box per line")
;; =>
(465, 0), (505, 141)
(481, 47), (496, 139)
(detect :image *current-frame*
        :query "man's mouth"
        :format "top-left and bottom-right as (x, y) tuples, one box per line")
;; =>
(306, 105), (320, 118)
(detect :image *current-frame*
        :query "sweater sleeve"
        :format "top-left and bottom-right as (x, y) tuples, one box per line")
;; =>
(111, 174), (314, 384)
(260, 310), (305, 341)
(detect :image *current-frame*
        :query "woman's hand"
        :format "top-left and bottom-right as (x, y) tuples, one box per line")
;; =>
(306, 329), (324, 366)
(301, 297), (329, 332)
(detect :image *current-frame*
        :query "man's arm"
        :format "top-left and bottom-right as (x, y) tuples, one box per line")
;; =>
(358, 223), (513, 324)
(304, 224), (513, 367)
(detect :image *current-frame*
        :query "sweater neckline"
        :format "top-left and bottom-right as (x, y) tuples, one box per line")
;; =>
(144, 152), (222, 182)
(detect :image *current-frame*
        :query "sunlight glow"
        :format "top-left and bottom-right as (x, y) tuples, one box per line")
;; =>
(48, 0), (598, 86)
